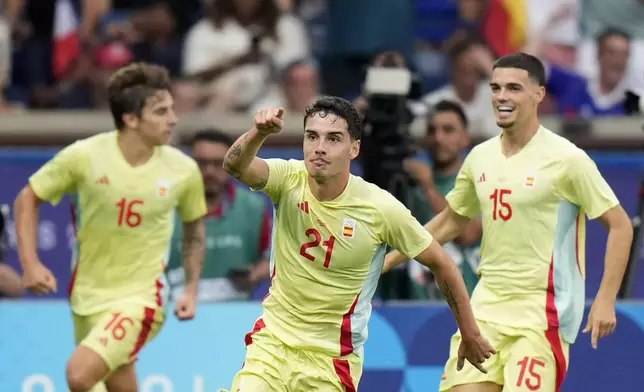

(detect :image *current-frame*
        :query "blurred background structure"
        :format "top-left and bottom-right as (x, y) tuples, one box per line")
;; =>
(1, 0), (644, 391)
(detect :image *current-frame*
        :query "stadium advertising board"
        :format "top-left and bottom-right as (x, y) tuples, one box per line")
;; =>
(1, 302), (644, 391)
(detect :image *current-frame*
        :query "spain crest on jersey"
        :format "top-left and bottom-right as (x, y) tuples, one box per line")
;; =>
(157, 180), (170, 198)
(342, 218), (356, 238)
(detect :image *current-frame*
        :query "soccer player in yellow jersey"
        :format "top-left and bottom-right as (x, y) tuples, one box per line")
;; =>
(385, 53), (634, 392)
(13, 63), (207, 392)
(220, 96), (495, 392)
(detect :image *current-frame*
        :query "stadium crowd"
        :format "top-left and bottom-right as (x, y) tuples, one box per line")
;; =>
(0, 0), (642, 302)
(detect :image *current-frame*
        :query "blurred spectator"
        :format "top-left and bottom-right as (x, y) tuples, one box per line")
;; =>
(525, 0), (579, 69)
(405, 100), (482, 298)
(175, 0), (309, 113)
(250, 59), (319, 113)
(8, 0), (94, 109)
(166, 130), (271, 302)
(0, 204), (22, 298)
(546, 28), (631, 117)
(278, 0), (327, 59)
(418, 40), (498, 137)
(97, 0), (202, 76)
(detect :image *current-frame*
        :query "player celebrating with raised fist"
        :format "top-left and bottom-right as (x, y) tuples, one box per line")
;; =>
(385, 53), (634, 392)
(14, 63), (207, 392)
(222, 96), (494, 392)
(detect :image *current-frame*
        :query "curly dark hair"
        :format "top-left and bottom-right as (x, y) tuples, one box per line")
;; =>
(107, 62), (172, 130)
(303, 96), (363, 140)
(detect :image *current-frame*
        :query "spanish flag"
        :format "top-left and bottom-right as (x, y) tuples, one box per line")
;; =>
(342, 218), (356, 238)
(525, 176), (535, 187)
(482, 0), (528, 57)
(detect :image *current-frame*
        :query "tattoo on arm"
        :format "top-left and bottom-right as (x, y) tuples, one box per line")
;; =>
(182, 220), (205, 286)
(438, 280), (460, 317)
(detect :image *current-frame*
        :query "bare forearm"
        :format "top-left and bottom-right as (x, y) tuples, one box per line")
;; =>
(0, 264), (23, 297)
(252, 259), (270, 282)
(14, 188), (40, 268)
(597, 225), (633, 301)
(420, 241), (478, 337)
(182, 219), (205, 293)
(222, 128), (268, 181)
(425, 208), (466, 245)
(383, 208), (466, 273)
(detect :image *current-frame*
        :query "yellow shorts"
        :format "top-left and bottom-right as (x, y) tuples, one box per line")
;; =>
(229, 318), (363, 392)
(73, 304), (165, 371)
(440, 320), (569, 392)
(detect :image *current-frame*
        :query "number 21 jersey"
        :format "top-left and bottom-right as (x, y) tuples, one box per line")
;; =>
(446, 126), (619, 344)
(29, 131), (206, 315)
(258, 159), (433, 357)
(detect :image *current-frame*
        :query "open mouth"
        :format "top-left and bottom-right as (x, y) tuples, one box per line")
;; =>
(496, 106), (515, 117)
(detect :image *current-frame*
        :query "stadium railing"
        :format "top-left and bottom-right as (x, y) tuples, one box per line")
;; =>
(0, 111), (642, 149)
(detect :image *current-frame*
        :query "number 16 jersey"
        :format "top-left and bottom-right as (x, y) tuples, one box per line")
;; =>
(446, 126), (619, 344)
(258, 159), (433, 357)
(29, 131), (206, 315)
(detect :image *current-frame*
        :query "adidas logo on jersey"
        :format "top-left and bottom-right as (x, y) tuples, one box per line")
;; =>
(95, 175), (109, 185)
(477, 173), (486, 183)
(298, 201), (310, 213)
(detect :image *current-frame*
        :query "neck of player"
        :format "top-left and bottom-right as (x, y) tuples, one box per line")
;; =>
(501, 116), (540, 156)
(308, 170), (350, 202)
(117, 130), (156, 167)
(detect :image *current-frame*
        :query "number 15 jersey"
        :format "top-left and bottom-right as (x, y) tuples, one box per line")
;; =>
(446, 126), (619, 344)
(258, 159), (433, 357)
(29, 131), (206, 315)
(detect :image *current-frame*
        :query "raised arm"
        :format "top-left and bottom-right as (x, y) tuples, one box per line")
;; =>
(223, 108), (284, 190)
(383, 207), (471, 272)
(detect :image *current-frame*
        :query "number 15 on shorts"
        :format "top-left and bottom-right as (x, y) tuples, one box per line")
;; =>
(516, 356), (545, 391)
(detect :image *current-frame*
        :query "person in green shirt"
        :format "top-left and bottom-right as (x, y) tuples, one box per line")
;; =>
(166, 130), (272, 301)
(405, 100), (483, 298)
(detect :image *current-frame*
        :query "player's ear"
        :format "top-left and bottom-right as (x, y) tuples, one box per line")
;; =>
(122, 113), (139, 130)
(534, 85), (546, 104)
(349, 139), (360, 160)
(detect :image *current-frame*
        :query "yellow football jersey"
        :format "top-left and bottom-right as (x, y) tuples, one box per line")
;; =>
(446, 126), (619, 344)
(257, 159), (433, 357)
(29, 131), (206, 315)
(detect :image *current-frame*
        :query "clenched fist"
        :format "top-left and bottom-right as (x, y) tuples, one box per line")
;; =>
(254, 108), (285, 135)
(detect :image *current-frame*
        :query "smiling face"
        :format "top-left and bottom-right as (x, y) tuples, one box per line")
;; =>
(490, 67), (545, 132)
(303, 112), (360, 182)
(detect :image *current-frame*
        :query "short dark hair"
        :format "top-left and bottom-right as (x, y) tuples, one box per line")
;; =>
(431, 100), (468, 129)
(447, 39), (476, 66)
(192, 129), (234, 147)
(596, 27), (631, 49)
(303, 96), (363, 140)
(492, 53), (546, 87)
(107, 62), (172, 130)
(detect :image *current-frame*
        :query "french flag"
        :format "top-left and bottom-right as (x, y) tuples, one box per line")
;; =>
(52, 0), (81, 80)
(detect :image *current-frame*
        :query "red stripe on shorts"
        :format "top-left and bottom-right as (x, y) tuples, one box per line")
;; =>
(129, 306), (156, 360)
(333, 358), (356, 392)
(545, 328), (567, 392)
(545, 255), (567, 391)
(244, 318), (266, 346)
